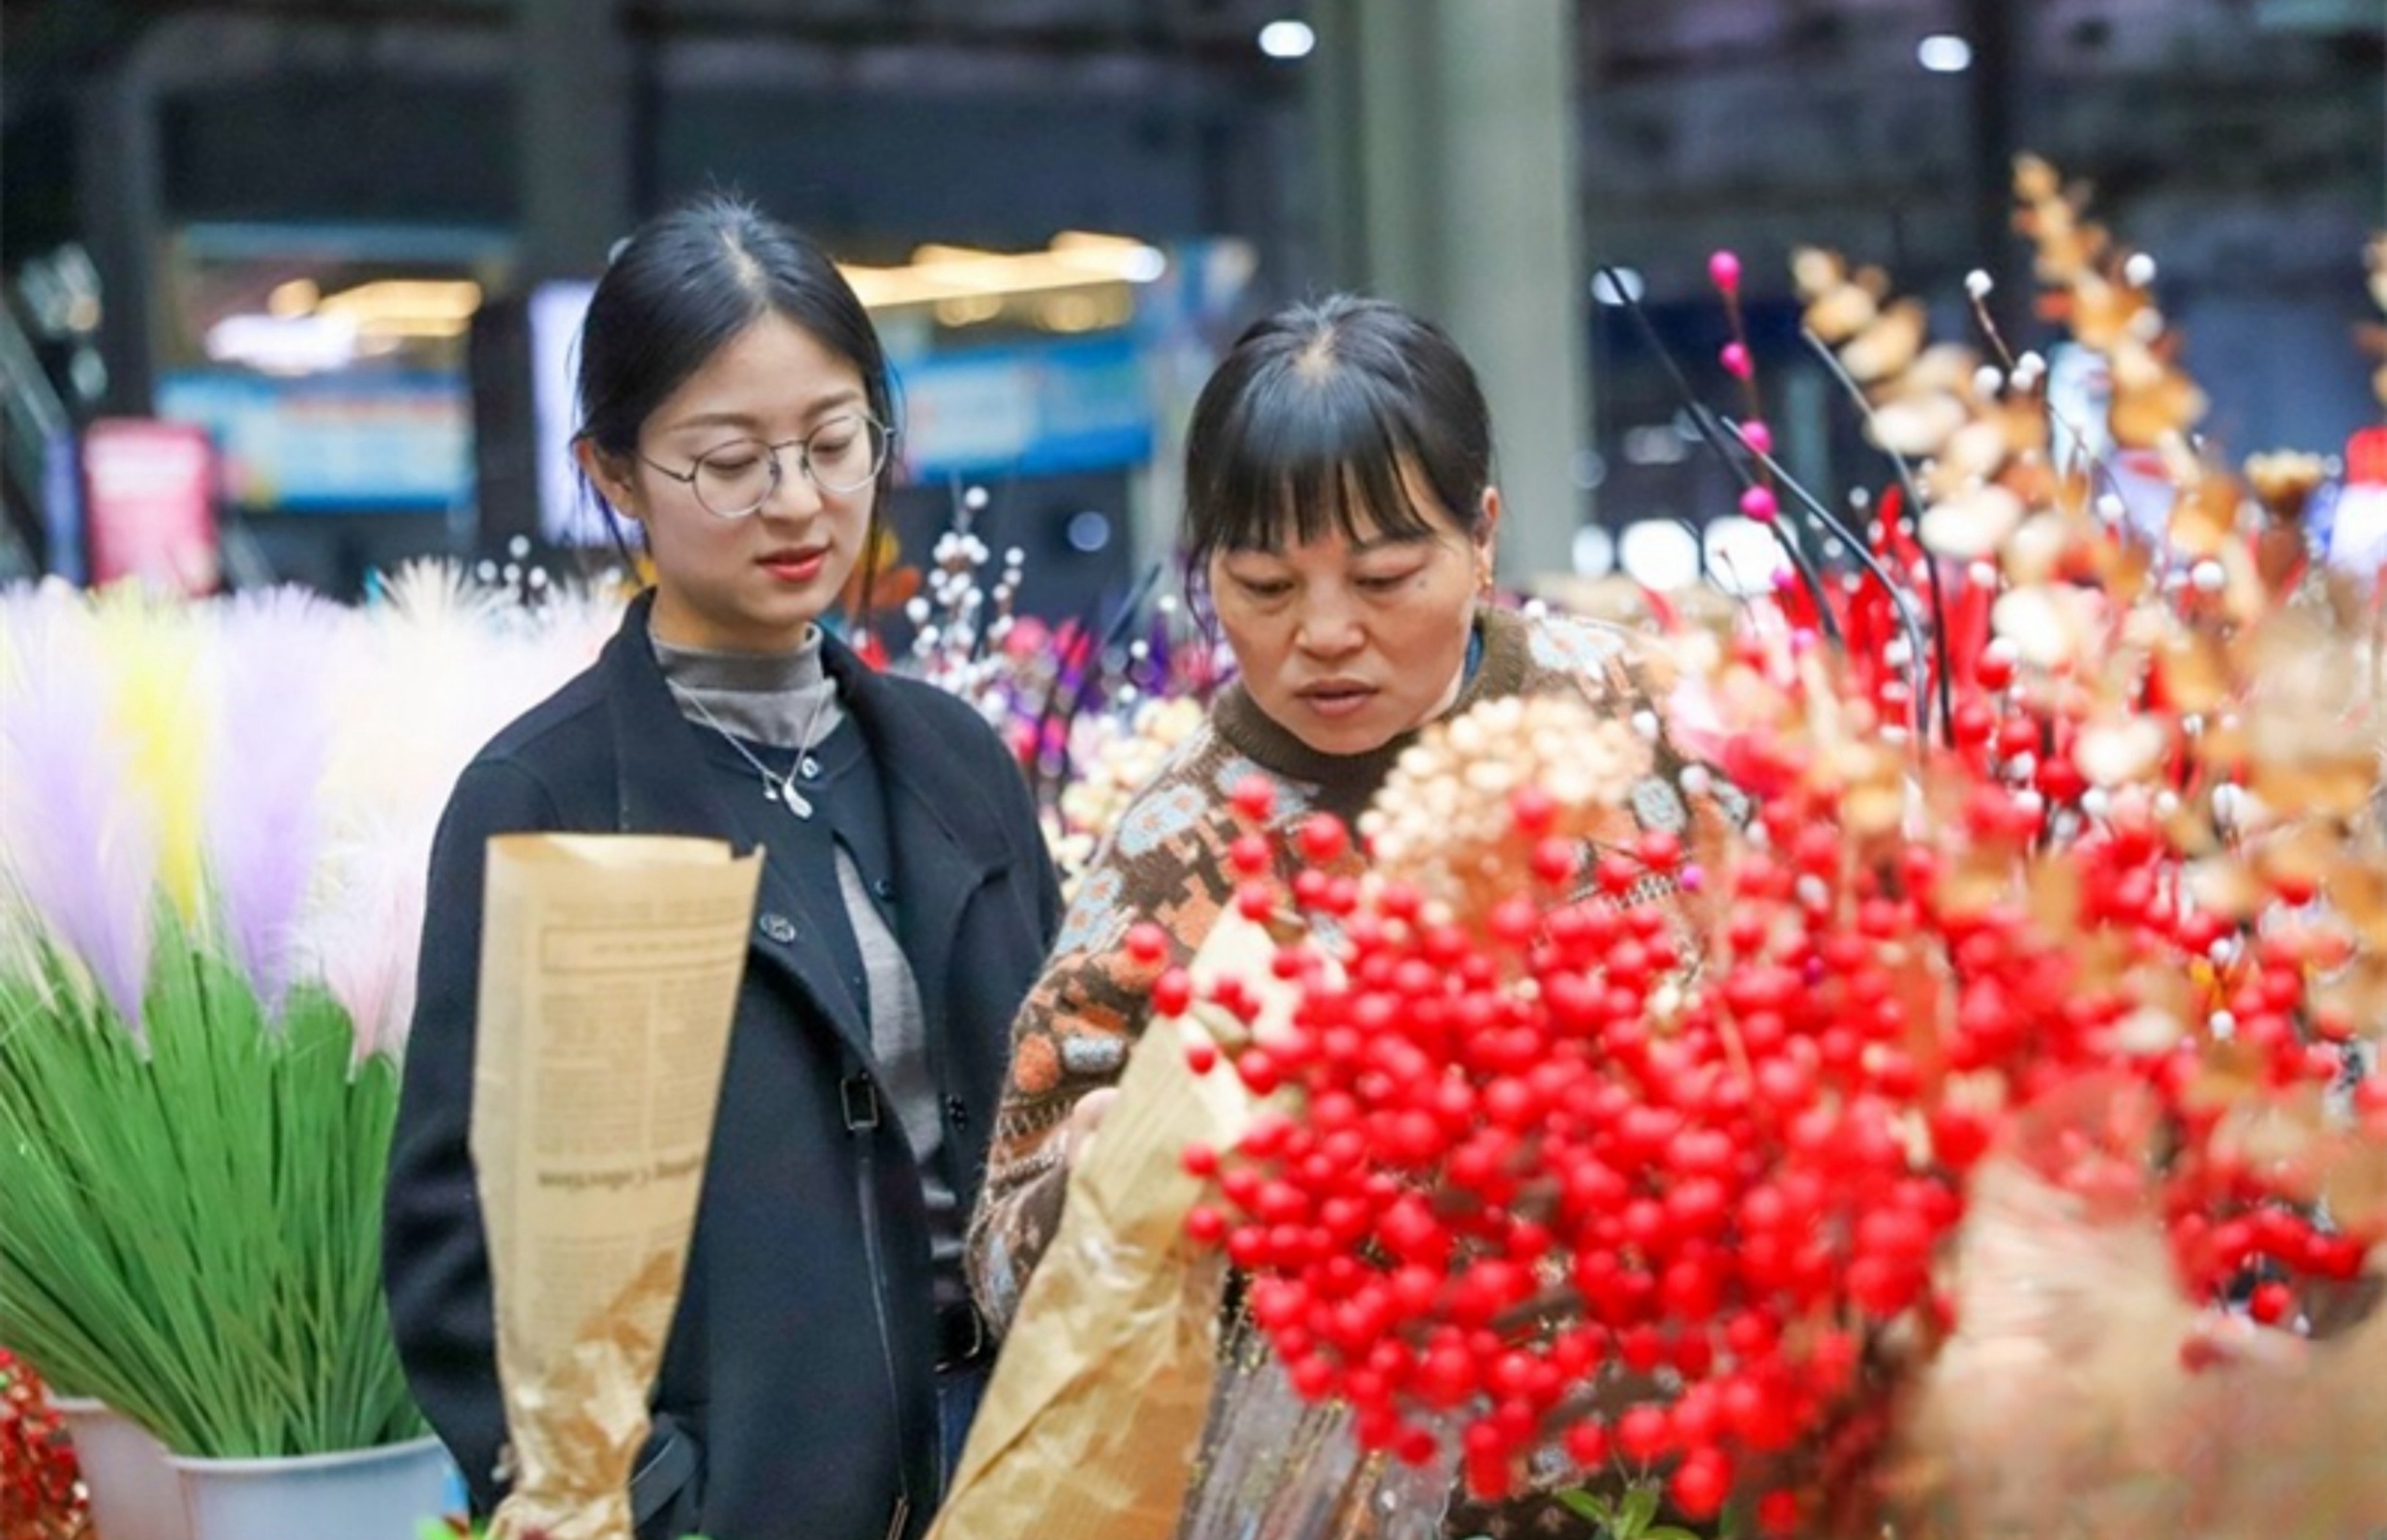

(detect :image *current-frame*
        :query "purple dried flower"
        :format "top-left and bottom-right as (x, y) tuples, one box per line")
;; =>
(0, 587), (158, 1027)
(203, 589), (338, 1013)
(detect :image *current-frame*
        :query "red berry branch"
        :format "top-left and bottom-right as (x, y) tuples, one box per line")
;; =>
(1163, 629), (2385, 1534)
(0, 1349), (85, 1540)
(1155, 181), (2386, 1535)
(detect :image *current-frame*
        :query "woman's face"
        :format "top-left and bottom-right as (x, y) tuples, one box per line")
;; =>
(1208, 479), (1499, 757)
(582, 311), (875, 654)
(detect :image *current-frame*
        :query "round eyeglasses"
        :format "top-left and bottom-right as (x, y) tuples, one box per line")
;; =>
(640, 412), (892, 519)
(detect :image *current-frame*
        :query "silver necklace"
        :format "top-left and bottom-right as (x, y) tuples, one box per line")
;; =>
(672, 682), (835, 818)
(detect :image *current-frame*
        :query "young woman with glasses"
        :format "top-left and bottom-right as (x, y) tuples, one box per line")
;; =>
(386, 193), (1061, 1540)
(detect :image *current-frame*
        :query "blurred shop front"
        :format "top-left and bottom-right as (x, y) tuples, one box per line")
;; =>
(147, 221), (500, 595)
(8, 0), (2375, 613)
(468, 233), (1255, 629)
(94, 214), (1252, 625)
(0, 0), (1296, 625)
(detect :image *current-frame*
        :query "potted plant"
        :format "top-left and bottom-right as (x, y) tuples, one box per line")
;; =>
(0, 576), (615, 1540)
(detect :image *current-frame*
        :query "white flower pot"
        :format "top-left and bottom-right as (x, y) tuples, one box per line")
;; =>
(52, 1397), (194, 1540)
(167, 1434), (454, 1540)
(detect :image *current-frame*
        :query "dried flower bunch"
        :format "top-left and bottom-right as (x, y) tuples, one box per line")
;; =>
(0, 564), (617, 1464)
(884, 483), (1220, 885)
(1790, 245), (2051, 568)
(898, 485), (1033, 709)
(1153, 157), (2387, 1538)
(2012, 154), (2211, 452)
(1358, 692), (1663, 924)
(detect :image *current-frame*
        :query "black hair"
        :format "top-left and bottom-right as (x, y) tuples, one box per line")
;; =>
(1180, 294), (1494, 598)
(574, 192), (896, 615)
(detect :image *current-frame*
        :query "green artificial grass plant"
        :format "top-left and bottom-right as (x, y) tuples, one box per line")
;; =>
(0, 914), (424, 1458)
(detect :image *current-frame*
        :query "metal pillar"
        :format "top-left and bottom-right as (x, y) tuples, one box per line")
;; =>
(74, 63), (165, 416)
(515, 0), (632, 283)
(1308, 0), (1588, 585)
(1965, 0), (2023, 306)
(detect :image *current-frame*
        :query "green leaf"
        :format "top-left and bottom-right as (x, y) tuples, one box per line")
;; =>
(1617, 1486), (1661, 1538)
(1555, 1488), (1614, 1526)
(1646, 1527), (1706, 1540)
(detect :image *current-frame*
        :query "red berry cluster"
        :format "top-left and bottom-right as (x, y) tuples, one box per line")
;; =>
(1170, 702), (2382, 1531)
(0, 1349), (84, 1540)
(1178, 775), (1940, 1529)
(1921, 800), (2377, 1302)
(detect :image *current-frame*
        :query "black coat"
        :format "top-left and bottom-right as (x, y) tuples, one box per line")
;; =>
(384, 594), (1060, 1540)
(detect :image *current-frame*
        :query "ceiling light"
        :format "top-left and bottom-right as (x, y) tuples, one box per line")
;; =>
(840, 232), (1168, 313)
(1590, 268), (1646, 306)
(312, 279), (484, 338)
(933, 295), (1006, 327)
(1571, 525), (1615, 578)
(1702, 516), (1791, 597)
(1050, 231), (1168, 283)
(1917, 34), (1973, 72)
(1619, 520), (1701, 592)
(1258, 20), (1316, 60)
(204, 313), (359, 373)
(268, 278), (321, 318)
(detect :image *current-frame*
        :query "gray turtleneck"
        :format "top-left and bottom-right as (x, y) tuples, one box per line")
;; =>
(652, 629), (961, 1295)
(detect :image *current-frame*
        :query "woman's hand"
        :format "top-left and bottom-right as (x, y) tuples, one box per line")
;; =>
(1060, 1088), (1119, 1167)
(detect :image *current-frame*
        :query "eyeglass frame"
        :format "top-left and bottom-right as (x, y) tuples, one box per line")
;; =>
(636, 410), (895, 520)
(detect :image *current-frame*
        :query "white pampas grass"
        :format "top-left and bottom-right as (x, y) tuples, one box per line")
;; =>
(296, 562), (622, 1050)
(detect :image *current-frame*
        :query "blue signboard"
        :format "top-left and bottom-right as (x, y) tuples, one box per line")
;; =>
(158, 370), (471, 513)
(895, 335), (1155, 480)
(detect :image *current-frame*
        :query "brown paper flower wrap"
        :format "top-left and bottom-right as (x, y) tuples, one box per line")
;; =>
(484, 1253), (688, 1540)
(930, 911), (1279, 1540)
(470, 834), (761, 1540)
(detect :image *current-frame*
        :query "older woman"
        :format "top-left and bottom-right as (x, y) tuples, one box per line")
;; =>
(965, 296), (1703, 1387)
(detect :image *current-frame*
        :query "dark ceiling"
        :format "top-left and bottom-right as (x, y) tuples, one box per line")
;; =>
(11, 0), (2380, 112)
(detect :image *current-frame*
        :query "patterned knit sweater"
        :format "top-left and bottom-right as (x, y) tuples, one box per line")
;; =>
(964, 603), (1707, 1334)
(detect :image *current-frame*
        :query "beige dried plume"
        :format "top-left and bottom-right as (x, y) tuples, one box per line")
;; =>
(1358, 692), (1657, 924)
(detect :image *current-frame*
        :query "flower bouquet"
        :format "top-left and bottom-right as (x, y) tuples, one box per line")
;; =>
(1151, 159), (2387, 1537)
(930, 910), (1278, 1540)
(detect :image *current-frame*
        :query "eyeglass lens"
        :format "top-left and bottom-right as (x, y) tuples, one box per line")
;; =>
(692, 415), (885, 516)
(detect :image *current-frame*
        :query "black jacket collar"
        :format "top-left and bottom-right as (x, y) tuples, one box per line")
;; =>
(598, 592), (1009, 867)
(593, 591), (1011, 1092)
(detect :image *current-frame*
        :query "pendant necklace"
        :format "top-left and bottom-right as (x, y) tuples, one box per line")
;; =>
(674, 683), (834, 819)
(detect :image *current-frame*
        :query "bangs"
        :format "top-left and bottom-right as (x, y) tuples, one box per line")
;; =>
(1188, 361), (1448, 559)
